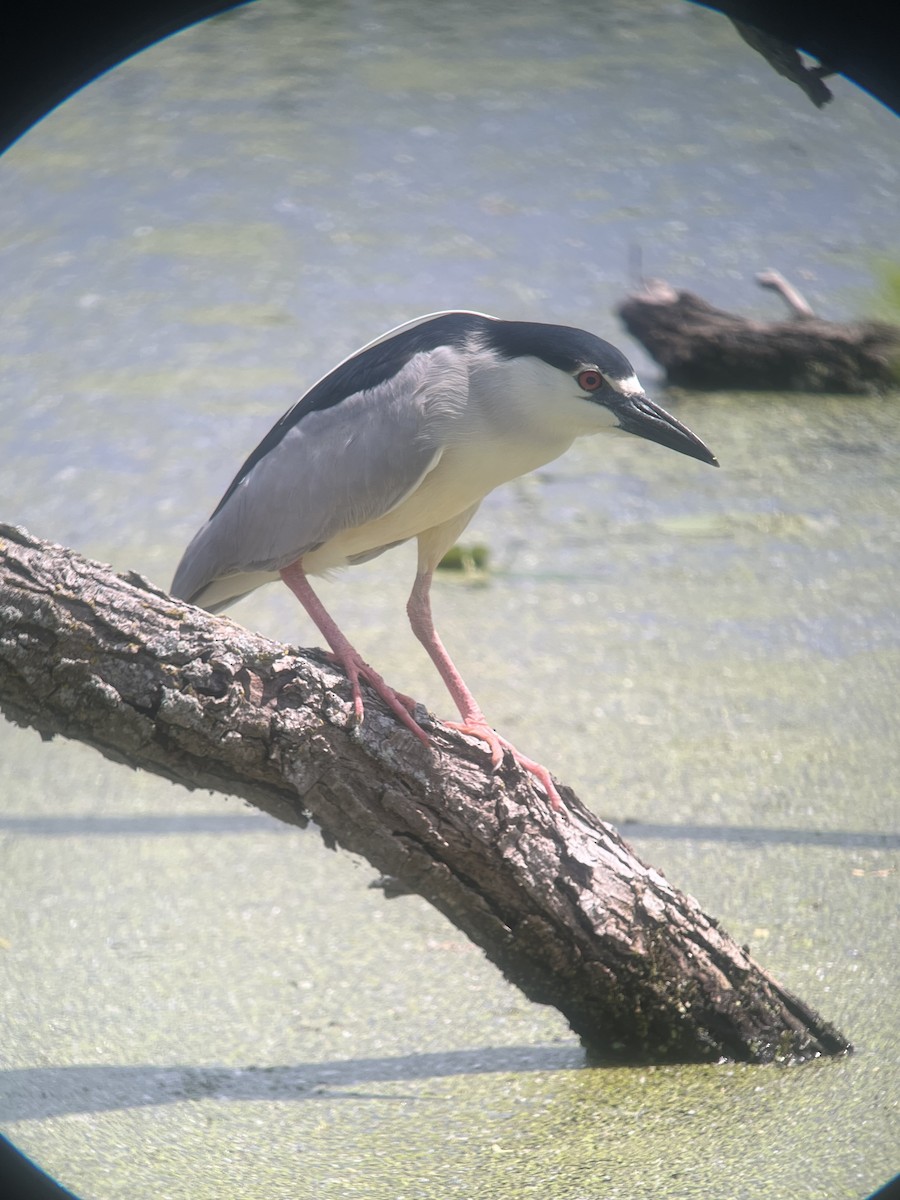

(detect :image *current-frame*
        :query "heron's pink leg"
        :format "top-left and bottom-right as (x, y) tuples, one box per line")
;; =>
(406, 570), (563, 810)
(280, 562), (429, 746)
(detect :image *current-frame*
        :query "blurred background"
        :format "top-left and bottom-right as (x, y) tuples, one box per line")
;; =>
(1, 2), (898, 1197)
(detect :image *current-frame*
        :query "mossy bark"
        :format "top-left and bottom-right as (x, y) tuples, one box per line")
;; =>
(0, 522), (851, 1064)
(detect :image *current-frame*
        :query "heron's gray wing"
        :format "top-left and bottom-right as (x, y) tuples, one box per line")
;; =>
(209, 311), (497, 519)
(171, 348), (468, 609)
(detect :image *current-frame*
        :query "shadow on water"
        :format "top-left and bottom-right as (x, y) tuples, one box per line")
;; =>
(0, 1045), (584, 1121)
(1, 814), (895, 848)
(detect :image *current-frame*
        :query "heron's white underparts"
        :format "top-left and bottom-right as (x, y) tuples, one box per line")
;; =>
(171, 310), (717, 810)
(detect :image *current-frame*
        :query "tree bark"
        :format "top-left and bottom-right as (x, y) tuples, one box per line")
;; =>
(617, 279), (900, 392)
(0, 522), (851, 1065)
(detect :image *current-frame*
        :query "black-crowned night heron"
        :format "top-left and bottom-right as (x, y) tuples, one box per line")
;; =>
(171, 310), (717, 809)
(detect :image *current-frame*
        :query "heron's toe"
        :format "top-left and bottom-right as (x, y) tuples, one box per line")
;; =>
(445, 718), (504, 770)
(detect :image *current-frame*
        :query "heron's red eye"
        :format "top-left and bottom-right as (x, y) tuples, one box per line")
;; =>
(577, 370), (603, 392)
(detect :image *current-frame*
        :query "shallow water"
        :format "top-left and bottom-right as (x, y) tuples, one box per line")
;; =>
(1, 2), (898, 1197)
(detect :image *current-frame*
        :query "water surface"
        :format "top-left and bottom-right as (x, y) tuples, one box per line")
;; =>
(1, 2), (898, 1197)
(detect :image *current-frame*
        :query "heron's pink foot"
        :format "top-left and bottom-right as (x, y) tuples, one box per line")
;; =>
(326, 648), (430, 747)
(322, 651), (419, 715)
(405, 570), (563, 810)
(445, 718), (564, 811)
(279, 562), (429, 746)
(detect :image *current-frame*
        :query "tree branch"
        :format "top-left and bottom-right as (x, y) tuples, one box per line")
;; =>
(0, 522), (851, 1064)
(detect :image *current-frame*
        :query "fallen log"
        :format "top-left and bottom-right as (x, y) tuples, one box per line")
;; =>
(0, 522), (851, 1065)
(617, 275), (900, 392)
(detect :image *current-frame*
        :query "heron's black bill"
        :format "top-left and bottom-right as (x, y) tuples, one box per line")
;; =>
(616, 395), (718, 466)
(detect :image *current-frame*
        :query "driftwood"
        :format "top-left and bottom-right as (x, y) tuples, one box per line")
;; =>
(618, 275), (900, 392)
(0, 522), (851, 1065)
